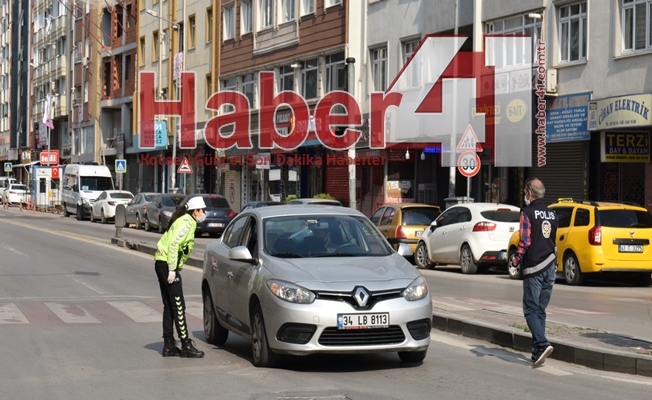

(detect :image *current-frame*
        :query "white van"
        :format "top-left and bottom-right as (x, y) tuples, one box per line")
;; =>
(0, 176), (16, 198)
(61, 164), (114, 220)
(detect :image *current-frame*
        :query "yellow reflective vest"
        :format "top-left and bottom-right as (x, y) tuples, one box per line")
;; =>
(154, 214), (196, 271)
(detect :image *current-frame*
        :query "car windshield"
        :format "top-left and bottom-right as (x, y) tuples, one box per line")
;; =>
(11, 184), (28, 191)
(480, 209), (520, 223)
(599, 209), (652, 228)
(163, 196), (185, 207)
(264, 215), (392, 258)
(80, 177), (113, 191)
(402, 207), (440, 225)
(112, 193), (133, 199)
(204, 196), (230, 208)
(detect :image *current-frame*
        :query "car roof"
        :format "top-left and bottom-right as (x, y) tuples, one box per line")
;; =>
(446, 202), (520, 211)
(552, 198), (646, 209)
(245, 204), (361, 218)
(381, 203), (441, 210)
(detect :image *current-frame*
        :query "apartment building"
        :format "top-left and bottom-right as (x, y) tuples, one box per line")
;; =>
(0, 0), (11, 167)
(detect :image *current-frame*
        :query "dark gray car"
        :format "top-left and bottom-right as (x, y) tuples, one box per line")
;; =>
(144, 193), (187, 233)
(123, 192), (157, 229)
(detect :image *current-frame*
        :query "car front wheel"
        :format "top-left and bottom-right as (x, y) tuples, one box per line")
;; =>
(250, 304), (278, 368)
(135, 214), (143, 229)
(415, 242), (433, 269)
(203, 291), (228, 345)
(460, 244), (478, 274)
(563, 252), (584, 285)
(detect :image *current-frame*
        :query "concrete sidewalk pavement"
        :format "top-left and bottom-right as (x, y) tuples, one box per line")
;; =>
(111, 235), (652, 377)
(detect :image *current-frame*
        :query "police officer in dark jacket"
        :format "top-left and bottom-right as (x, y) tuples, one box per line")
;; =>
(510, 178), (558, 367)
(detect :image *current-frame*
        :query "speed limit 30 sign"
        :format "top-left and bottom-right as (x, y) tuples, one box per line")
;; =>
(457, 151), (481, 177)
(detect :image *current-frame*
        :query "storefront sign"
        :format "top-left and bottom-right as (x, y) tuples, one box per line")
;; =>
(600, 131), (650, 162)
(589, 94), (652, 131)
(546, 93), (590, 142)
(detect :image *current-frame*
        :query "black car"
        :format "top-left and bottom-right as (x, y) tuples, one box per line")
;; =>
(179, 194), (234, 237)
(145, 193), (187, 233)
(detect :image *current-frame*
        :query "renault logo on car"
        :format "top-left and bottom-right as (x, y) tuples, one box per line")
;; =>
(354, 287), (370, 307)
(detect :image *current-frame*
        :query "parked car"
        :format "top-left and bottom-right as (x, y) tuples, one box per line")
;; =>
(506, 199), (652, 286)
(178, 194), (235, 237)
(89, 190), (134, 224)
(414, 202), (520, 274)
(201, 205), (431, 367)
(122, 192), (157, 229)
(0, 177), (16, 200)
(370, 203), (441, 252)
(240, 201), (283, 212)
(144, 193), (187, 233)
(285, 198), (343, 206)
(3, 183), (29, 206)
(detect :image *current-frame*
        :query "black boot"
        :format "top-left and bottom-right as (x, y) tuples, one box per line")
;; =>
(180, 339), (205, 358)
(162, 338), (181, 357)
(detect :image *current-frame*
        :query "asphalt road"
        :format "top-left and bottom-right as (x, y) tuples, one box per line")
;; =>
(1, 207), (651, 399)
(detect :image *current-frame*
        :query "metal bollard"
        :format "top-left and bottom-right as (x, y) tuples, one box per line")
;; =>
(114, 204), (126, 238)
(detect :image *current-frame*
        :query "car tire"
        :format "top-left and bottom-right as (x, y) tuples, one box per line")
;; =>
(101, 210), (107, 224)
(507, 248), (522, 280)
(398, 349), (427, 363)
(203, 291), (228, 346)
(250, 304), (278, 368)
(63, 203), (69, 217)
(415, 242), (433, 269)
(460, 244), (478, 274)
(563, 252), (584, 285)
(144, 217), (151, 232)
(89, 209), (95, 223)
(158, 218), (165, 234)
(76, 205), (83, 221)
(135, 214), (143, 230)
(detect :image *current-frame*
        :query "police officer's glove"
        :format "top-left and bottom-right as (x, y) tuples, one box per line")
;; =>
(167, 271), (176, 284)
(182, 246), (190, 255)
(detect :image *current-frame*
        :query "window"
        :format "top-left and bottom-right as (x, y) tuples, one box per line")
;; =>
(326, 0), (342, 7)
(188, 14), (196, 48)
(125, 54), (131, 81)
(242, 73), (255, 107)
(302, 0), (315, 15)
(241, 0), (253, 34)
(325, 52), (346, 92)
(152, 31), (159, 61)
(221, 77), (237, 113)
(371, 47), (387, 91)
(224, 4), (235, 40)
(623, 0), (652, 51)
(139, 36), (145, 66)
(402, 39), (419, 64)
(282, 0), (295, 23)
(260, 0), (274, 29)
(559, 2), (587, 62)
(485, 14), (542, 66)
(402, 39), (420, 87)
(206, 73), (212, 102)
(178, 22), (184, 52)
(206, 7), (213, 43)
(279, 65), (294, 91)
(162, 29), (170, 59)
(301, 58), (319, 99)
(573, 208), (590, 227)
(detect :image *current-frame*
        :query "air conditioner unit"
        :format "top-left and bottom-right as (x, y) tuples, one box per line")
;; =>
(82, 56), (89, 67)
(546, 68), (558, 93)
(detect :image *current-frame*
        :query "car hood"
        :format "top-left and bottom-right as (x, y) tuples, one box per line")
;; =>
(262, 254), (421, 290)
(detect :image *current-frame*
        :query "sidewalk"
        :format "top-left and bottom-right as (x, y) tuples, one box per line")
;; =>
(110, 235), (652, 377)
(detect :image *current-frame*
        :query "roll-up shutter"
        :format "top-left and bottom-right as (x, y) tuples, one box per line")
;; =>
(530, 140), (588, 205)
(325, 165), (349, 203)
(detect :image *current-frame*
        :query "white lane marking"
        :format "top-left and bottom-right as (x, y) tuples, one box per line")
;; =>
(430, 331), (573, 376)
(107, 301), (161, 323)
(68, 275), (108, 295)
(1, 244), (28, 256)
(44, 302), (100, 324)
(185, 300), (203, 319)
(0, 303), (29, 324)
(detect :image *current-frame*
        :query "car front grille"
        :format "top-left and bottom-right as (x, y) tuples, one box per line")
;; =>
(318, 326), (406, 346)
(314, 288), (403, 311)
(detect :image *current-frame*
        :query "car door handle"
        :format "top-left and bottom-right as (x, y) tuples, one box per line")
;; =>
(227, 271), (234, 279)
(560, 235), (565, 241)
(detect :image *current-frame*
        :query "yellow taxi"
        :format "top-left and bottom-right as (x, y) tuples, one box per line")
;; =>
(507, 199), (652, 286)
(370, 203), (441, 253)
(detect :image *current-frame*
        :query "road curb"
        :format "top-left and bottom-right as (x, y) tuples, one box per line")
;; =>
(109, 236), (652, 377)
(433, 312), (652, 377)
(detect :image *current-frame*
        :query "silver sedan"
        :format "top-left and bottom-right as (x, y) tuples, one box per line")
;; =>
(202, 205), (432, 367)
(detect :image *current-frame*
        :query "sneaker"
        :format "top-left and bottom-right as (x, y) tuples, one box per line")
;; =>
(533, 345), (554, 367)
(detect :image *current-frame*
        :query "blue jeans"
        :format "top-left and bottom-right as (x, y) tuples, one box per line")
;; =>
(522, 264), (556, 355)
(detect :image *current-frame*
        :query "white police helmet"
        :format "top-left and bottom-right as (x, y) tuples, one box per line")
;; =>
(186, 196), (206, 211)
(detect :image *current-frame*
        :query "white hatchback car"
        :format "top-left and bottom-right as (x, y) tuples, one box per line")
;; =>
(414, 202), (520, 274)
(3, 183), (29, 206)
(90, 190), (134, 223)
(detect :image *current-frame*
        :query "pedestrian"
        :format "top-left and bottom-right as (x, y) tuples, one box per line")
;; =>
(154, 196), (207, 358)
(509, 178), (558, 367)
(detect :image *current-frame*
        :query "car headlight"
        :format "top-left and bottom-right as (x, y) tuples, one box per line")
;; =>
(82, 198), (89, 205)
(163, 211), (172, 217)
(266, 280), (316, 304)
(402, 276), (429, 301)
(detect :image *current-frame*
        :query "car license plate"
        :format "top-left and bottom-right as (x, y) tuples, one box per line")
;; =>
(415, 230), (422, 236)
(208, 223), (223, 228)
(337, 313), (389, 330)
(619, 244), (643, 253)
(500, 251), (506, 260)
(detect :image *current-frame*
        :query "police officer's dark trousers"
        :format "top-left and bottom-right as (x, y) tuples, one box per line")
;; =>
(155, 260), (188, 342)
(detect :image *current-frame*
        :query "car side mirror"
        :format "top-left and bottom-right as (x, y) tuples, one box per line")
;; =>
(429, 220), (438, 232)
(396, 242), (414, 258)
(229, 246), (257, 265)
